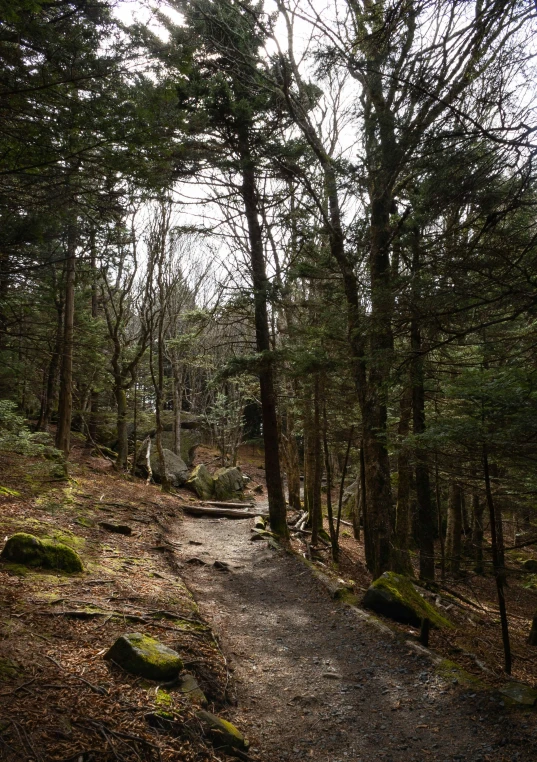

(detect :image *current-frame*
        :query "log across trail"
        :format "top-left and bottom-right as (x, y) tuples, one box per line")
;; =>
(174, 513), (537, 762)
(183, 505), (266, 519)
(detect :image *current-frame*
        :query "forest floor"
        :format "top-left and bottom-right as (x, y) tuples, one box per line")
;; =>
(1, 439), (537, 760)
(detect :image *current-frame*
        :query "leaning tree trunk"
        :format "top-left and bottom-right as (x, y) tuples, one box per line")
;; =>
(239, 136), (288, 538)
(55, 219), (77, 457)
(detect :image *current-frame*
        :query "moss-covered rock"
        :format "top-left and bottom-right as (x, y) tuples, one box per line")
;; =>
(186, 465), (214, 500)
(179, 673), (207, 705)
(436, 658), (484, 688)
(499, 681), (537, 707)
(213, 467), (244, 501)
(0, 532), (83, 572)
(363, 571), (451, 629)
(196, 710), (249, 751)
(0, 657), (20, 682)
(104, 633), (183, 681)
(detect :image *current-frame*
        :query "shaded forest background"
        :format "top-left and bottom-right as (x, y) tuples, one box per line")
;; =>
(3, 0), (537, 675)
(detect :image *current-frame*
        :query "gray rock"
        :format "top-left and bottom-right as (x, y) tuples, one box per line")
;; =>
(213, 467), (245, 501)
(186, 464), (214, 499)
(341, 479), (359, 518)
(137, 439), (189, 487)
(499, 681), (537, 706)
(179, 673), (207, 705)
(151, 448), (189, 487)
(104, 633), (183, 681)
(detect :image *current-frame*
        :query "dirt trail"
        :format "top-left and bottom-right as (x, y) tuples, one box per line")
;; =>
(174, 514), (537, 762)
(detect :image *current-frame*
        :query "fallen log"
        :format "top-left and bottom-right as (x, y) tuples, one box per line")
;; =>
(184, 506), (268, 519)
(201, 501), (255, 509)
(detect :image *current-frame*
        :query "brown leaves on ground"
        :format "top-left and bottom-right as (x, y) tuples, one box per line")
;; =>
(0, 441), (240, 762)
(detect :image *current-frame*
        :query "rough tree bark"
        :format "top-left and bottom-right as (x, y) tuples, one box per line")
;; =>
(55, 220), (77, 456)
(239, 132), (288, 538)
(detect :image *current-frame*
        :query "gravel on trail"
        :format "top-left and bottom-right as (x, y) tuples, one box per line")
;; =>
(175, 514), (537, 762)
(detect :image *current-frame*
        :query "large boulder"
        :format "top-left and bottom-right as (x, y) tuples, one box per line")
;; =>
(186, 464), (215, 500)
(341, 479), (359, 518)
(213, 467), (245, 501)
(137, 439), (189, 487)
(104, 633), (183, 680)
(363, 571), (451, 629)
(151, 448), (189, 487)
(1, 532), (83, 573)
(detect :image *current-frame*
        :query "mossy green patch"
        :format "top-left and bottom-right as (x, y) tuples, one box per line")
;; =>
(334, 588), (359, 606)
(0, 486), (20, 497)
(0, 532), (83, 573)
(75, 515), (94, 528)
(1, 562), (29, 576)
(155, 690), (173, 708)
(364, 571), (452, 629)
(0, 657), (20, 681)
(436, 659), (484, 688)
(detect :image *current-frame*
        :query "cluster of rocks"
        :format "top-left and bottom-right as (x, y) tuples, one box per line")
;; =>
(105, 632), (249, 752)
(135, 439), (248, 501)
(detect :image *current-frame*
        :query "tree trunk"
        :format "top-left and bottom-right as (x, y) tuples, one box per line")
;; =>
(411, 237), (435, 580)
(88, 231), (99, 445)
(37, 285), (63, 432)
(311, 375), (323, 546)
(394, 385), (413, 575)
(472, 489), (484, 574)
(303, 392), (314, 519)
(446, 481), (463, 576)
(239, 136), (288, 538)
(55, 220), (77, 456)
(173, 364), (183, 457)
(337, 426), (354, 542)
(483, 443), (511, 674)
(115, 385), (128, 470)
(281, 404), (301, 511)
(322, 401), (338, 562)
